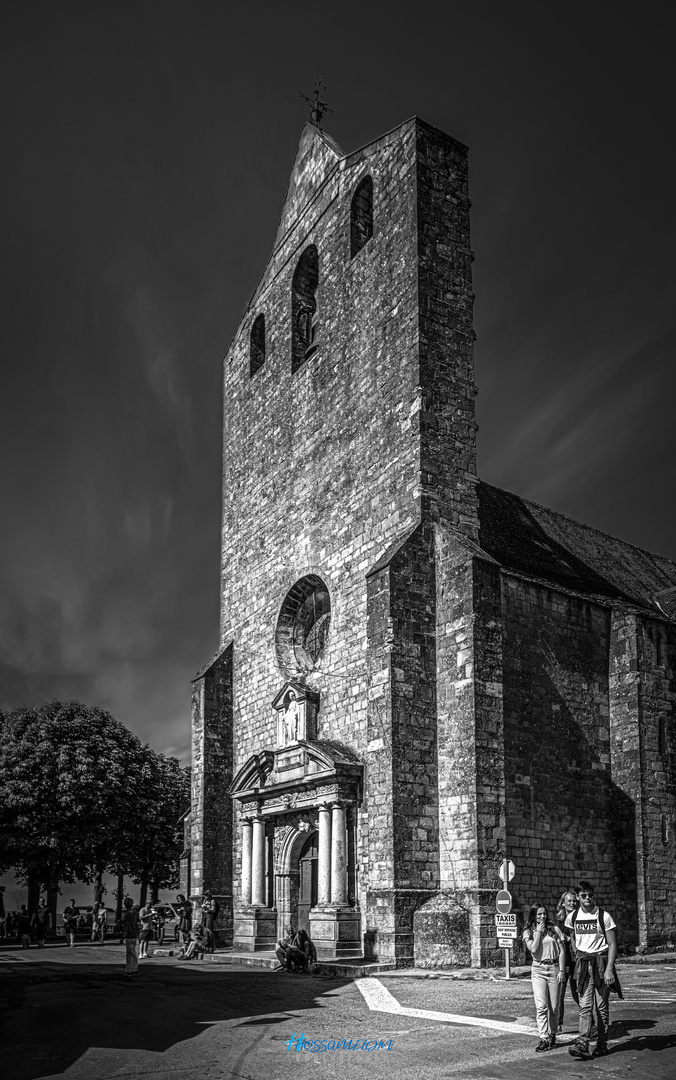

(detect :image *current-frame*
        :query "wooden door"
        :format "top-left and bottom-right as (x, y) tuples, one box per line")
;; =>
(297, 832), (318, 935)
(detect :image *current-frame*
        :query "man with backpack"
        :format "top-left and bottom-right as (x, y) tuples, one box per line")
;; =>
(566, 879), (622, 1060)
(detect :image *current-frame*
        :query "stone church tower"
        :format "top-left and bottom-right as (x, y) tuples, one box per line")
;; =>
(186, 117), (676, 966)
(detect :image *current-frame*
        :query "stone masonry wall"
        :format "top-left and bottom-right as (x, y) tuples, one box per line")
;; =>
(364, 524), (439, 964)
(216, 119), (478, 960)
(610, 611), (676, 947)
(433, 534), (507, 965)
(500, 578), (636, 943)
(636, 618), (676, 946)
(416, 123), (479, 540)
(190, 645), (234, 946)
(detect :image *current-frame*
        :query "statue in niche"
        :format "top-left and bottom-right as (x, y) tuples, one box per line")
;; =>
(284, 690), (300, 745)
(273, 681), (318, 749)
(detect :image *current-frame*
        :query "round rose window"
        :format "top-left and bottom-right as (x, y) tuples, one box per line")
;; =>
(276, 575), (331, 674)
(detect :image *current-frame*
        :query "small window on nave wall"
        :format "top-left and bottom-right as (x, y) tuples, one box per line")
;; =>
(250, 313), (266, 377)
(291, 245), (319, 373)
(350, 175), (373, 258)
(276, 574), (331, 675)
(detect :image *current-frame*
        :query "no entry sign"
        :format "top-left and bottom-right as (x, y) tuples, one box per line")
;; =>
(496, 889), (512, 914)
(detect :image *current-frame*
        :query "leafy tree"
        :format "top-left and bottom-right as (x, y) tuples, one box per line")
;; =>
(126, 752), (190, 906)
(0, 700), (149, 929)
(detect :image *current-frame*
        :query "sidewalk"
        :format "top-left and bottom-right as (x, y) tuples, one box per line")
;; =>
(154, 946), (676, 980)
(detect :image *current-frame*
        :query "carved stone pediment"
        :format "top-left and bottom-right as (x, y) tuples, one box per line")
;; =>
(229, 739), (363, 817)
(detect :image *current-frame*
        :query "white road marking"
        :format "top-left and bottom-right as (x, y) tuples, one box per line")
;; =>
(355, 978), (537, 1035)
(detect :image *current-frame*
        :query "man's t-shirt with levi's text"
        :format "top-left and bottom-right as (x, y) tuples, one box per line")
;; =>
(565, 907), (616, 954)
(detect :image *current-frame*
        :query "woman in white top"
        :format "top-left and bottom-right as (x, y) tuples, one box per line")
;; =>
(522, 901), (566, 1053)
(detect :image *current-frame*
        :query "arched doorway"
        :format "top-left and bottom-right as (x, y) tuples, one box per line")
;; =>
(297, 831), (318, 935)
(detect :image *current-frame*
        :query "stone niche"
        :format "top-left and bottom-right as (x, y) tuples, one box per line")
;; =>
(272, 680), (319, 749)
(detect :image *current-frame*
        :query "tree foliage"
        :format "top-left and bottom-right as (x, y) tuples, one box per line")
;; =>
(125, 753), (190, 903)
(0, 700), (190, 921)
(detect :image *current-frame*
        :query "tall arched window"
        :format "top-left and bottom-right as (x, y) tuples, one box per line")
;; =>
(291, 245), (319, 373)
(350, 175), (373, 258)
(250, 313), (266, 377)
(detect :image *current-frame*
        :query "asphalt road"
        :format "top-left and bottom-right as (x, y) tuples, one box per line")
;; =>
(1, 944), (675, 1080)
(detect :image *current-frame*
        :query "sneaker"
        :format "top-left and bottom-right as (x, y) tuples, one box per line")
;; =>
(592, 1044), (608, 1058)
(535, 1040), (551, 1053)
(569, 1041), (592, 1060)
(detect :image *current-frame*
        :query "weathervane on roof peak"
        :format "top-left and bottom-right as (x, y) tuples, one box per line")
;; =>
(299, 76), (333, 128)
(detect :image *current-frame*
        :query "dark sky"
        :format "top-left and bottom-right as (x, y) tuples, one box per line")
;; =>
(1, 3), (674, 763)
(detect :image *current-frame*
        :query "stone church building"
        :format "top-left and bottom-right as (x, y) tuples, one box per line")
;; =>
(184, 116), (676, 966)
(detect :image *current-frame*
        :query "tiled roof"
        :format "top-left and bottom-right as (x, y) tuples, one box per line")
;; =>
(478, 482), (676, 616)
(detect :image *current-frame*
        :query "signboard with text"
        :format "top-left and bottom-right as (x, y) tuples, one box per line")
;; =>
(498, 937), (514, 949)
(495, 913), (517, 928)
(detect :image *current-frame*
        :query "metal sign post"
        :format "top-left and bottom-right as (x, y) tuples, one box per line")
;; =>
(496, 857), (517, 981)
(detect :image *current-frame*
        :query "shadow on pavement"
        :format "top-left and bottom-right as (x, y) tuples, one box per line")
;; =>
(0, 959), (351, 1080)
(607, 1033), (676, 1054)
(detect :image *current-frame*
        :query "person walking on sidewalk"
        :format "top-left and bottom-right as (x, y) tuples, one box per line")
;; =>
(138, 902), (153, 959)
(567, 880), (622, 1060)
(121, 897), (140, 977)
(555, 888), (580, 1032)
(17, 905), (31, 948)
(63, 899), (79, 948)
(31, 900), (51, 948)
(523, 901), (566, 1053)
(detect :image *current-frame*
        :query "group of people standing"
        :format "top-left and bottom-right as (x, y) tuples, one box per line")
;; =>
(121, 892), (217, 976)
(523, 879), (622, 1060)
(3, 901), (53, 947)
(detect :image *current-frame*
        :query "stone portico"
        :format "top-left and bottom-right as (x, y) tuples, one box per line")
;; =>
(230, 725), (362, 958)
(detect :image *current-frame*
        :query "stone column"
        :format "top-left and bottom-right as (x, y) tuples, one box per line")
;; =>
(317, 806), (332, 905)
(251, 818), (266, 907)
(241, 819), (253, 905)
(330, 803), (347, 906)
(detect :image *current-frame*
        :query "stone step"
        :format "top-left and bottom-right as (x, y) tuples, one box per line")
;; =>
(199, 950), (398, 978)
(201, 950), (281, 970)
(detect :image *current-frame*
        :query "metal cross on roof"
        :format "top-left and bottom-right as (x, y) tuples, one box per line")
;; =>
(299, 76), (333, 128)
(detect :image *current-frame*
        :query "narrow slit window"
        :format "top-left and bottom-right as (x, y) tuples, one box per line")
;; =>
(657, 631), (666, 667)
(250, 314), (266, 377)
(659, 716), (667, 755)
(291, 245), (319, 373)
(661, 815), (669, 844)
(350, 175), (373, 258)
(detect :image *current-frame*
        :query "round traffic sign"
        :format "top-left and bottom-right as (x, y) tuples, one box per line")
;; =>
(496, 889), (512, 914)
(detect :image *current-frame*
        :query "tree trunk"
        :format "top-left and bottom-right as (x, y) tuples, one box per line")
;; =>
(150, 880), (160, 904)
(114, 870), (124, 927)
(27, 870), (40, 916)
(92, 865), (104, 939)
(46, 870), (59, 939)
(139, 879), (148, 908)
